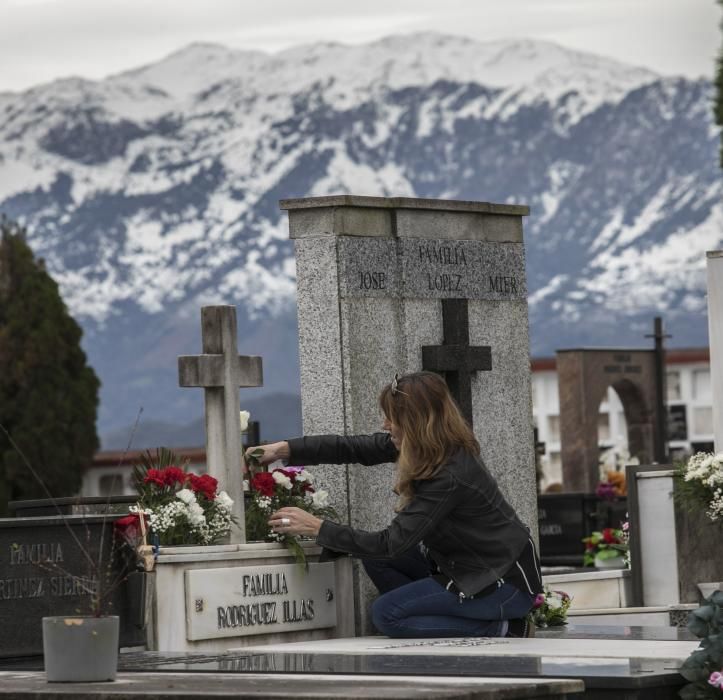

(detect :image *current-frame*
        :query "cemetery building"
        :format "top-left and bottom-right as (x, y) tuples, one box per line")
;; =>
(533, 347), (713, 490)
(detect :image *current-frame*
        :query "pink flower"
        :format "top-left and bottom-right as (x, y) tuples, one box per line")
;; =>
(533, 593), (546, 609)
(708, 671), (723, 688)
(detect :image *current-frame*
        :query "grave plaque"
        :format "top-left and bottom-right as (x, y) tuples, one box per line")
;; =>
(185, 562), (336, 640)
(401, 239), (526, 300)
(0, 515), (144, 657)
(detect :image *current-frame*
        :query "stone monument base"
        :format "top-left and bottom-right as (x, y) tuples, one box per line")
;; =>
(149, 542), (353, 652)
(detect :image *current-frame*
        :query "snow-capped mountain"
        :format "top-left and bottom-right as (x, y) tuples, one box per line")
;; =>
(0, 33), (720, 445)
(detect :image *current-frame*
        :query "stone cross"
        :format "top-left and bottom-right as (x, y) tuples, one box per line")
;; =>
(422, 298), (492, 426)
(178, 306), (263, 543)
(707, 251), (723, 451)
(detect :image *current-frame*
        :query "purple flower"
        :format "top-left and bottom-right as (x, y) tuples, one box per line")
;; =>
(533, 593), (546, 609)
(596, 481), (617, 501)
(708, 671), (723, 688)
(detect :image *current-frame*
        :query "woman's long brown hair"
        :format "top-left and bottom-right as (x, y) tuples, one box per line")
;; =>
(379, 371), (480, 510)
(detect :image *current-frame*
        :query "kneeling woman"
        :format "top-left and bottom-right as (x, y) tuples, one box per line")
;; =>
(249, 371), (542, 638)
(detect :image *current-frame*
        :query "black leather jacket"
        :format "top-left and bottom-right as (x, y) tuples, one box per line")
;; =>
(287, 432), (541, 598)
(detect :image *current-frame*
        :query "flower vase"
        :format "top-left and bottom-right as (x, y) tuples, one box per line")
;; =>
(42, 615), (119, 682)
(594, 554), (626, 569)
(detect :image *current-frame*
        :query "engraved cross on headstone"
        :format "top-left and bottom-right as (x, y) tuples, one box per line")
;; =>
(422, 299), (492, 427)
(178, 306), (263, 543)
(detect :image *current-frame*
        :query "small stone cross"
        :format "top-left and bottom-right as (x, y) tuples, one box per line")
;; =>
(422, 299), (492, 427)
(178, 306), (262, 543)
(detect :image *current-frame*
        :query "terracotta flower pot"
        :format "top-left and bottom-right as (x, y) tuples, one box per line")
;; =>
(42, 615), (119, 682)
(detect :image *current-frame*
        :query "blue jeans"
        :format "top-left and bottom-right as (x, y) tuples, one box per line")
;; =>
(363, 549), (535, 638)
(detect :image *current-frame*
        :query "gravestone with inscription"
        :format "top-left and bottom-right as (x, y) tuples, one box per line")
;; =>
(0, 514), (145, 657)
(143, 304), (354, 652)
(283, 195), (537, 633)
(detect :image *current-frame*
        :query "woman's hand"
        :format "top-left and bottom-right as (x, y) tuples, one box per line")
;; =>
(245, 441), (290, 466)
(269, 507), (323, 538)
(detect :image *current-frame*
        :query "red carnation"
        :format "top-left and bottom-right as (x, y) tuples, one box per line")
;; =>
(114, 512), (148, 545)
(251, 472), (276, 497)
(162, 466), (189, 487)
(602, 528), (618, 544)
(189, 473), (218, 500)
(143, 469), (165, 487)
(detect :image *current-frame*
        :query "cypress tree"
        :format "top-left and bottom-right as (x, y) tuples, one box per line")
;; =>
(0, 217), (100, 514)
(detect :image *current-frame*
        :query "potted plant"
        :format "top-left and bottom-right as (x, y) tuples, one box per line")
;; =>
(582, 526), (629, 568)
(39, 494), (158, 682)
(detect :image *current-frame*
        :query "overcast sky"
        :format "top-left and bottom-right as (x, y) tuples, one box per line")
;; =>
(1, 0), (720, 93)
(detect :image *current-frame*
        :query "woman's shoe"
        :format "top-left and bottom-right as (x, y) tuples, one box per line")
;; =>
(506, 618), (535, 637)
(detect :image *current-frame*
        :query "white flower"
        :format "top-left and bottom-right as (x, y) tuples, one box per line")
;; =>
(176, 489), (196, 505)
(272, 470), (292, 490)
(547, 595), (562, 610)
(216, 490), (234, 511)
(311, 489), (329, 508)
(187, 501), (206, 527)
(239, 410), (251, 432)
(242, 479), (249, 492)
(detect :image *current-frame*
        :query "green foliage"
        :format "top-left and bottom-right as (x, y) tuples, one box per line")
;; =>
(0, 217), (100, 514)
(678, 590), (723, 698)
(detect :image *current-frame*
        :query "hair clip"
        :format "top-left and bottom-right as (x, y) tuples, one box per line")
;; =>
(391, 372), (409, 397)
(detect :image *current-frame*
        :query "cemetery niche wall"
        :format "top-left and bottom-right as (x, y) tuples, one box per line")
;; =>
(557, 348), (663, 492)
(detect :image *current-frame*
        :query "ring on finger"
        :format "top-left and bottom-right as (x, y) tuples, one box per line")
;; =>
(281, 517), (290, 525)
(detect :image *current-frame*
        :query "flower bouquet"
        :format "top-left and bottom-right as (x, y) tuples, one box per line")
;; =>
(245, 461), (338, 566)
(528, 586), (572, 628)
(582, 527), (628, 567)
(676, 451), (723, 524)
(131, 448), (235, 546)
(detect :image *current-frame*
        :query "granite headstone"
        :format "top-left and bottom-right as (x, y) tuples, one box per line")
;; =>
(282, 195), (537, 634)
(0, 513), (145, 657)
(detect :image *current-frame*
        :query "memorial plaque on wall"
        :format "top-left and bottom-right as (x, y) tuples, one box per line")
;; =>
(0, 515), (144, 657)
(337, 238), (526, 300)
(185, 562), (337, 641)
